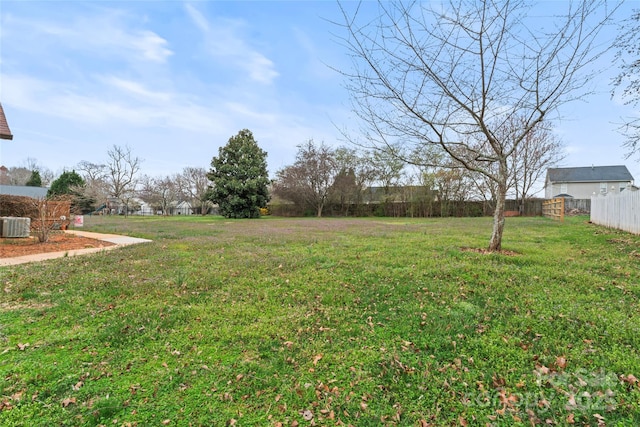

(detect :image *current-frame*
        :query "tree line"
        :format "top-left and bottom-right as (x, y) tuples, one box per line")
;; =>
(1, 130), (269, 218)
(2, 123), (562, 221)
(271, 121), (563, 218)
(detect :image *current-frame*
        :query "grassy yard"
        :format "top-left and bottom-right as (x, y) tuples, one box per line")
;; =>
(1, 215), (639, 426)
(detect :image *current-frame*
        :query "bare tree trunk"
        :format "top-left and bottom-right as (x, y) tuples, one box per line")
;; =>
(489, 181), (508, 252)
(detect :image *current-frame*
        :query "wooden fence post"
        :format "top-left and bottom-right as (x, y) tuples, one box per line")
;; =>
(542, 198), (564, 222)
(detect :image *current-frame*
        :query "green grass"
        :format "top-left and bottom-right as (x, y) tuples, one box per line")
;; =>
(1, 215), (639, 426)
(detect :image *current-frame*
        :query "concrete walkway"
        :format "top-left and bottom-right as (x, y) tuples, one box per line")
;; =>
(0, 230), (152, 267)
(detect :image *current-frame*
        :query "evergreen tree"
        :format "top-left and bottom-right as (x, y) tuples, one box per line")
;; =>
(207, 129), (270, 218)
(48, 170), (85, 196)
(25, 170), (42, 187)
(48, 170), (94, 212)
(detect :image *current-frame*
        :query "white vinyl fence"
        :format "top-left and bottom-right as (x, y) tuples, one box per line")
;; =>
(591, 190), (640, 234)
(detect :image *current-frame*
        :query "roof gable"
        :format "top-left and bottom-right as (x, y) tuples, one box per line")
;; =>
(547, 166), (634, 183)
(0, 103), (13, 140)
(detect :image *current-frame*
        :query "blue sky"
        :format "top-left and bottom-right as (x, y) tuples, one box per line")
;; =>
(0, 1), (639, 192)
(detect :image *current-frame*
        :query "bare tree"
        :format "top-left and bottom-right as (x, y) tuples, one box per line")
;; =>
(434, 165), (471, 216)
(370, 146), (406, 198)
(334, 147), (379, 214)
(175, 167), (210, 215)
(138, 175), (179, 216)
(76, 161), (109, 212)
(105, 145), (142, 216)
(338, 0), (617, 250)
(272, 140), (338, 217)
(509, 121), (565, 212)
(613, 10), (640, 157)
(24, 157), (54, 186)
(464, 118), (565, 213)
(28, 196), (71, 243)
(3, 167), (32, 185)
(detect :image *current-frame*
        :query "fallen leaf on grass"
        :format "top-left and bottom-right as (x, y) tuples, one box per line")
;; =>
(17, 343), (29, 351)
(312, 354), (322, 366)
(621, 374), (638, 386)
(536, 365), (550, 375)
(72, 381), (83, 391)
(492, 375), (506, 388)
(162, 420), (171, 425)
(526, 409), (539, 424)
(301, 409), (314, 421)
(61, 397), (76, 407)
(593, 414), (605, 426)
(566, 394), (577, 409)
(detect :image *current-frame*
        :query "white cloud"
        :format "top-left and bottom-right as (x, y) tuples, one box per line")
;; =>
(102, 76), (172, 102)
(128, 30), (173, 63)
(184, 3), (210, 33)
(184, 3), (279, 85)
(247, 54), (279, 84)
(1, 10), (173, 65)
(1, 74), (224, 133)
(292, 27), (338, 81)
(225, 102), (279, 124)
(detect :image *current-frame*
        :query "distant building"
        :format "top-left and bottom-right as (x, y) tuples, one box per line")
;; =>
(0, 103), (13, 140)
(545, 165), (635, 199)
(172, 201), (193, 215)
(0, 184), (48, 199)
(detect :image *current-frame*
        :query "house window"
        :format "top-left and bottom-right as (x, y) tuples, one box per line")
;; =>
(600, 182), (608, 194)
(620, 182), (628, 192)
(560, 183), (568, 194)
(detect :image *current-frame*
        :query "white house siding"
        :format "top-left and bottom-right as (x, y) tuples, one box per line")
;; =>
(173, 202), (193, 215)
(546, 181), (632, 199)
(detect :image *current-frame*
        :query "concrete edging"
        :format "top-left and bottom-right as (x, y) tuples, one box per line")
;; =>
(0, 230), (152, 267)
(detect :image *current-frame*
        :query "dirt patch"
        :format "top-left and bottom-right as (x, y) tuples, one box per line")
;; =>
(0, 233), (115, 259)
(0, 302), (55, 311)
(460, 246), (519, 256)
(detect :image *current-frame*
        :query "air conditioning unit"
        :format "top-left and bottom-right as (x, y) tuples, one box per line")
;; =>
(0, 217), (31, 238)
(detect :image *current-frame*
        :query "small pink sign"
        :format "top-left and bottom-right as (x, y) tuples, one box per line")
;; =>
(73, 215), (84, 227)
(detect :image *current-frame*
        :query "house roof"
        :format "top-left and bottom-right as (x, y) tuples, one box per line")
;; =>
(0, 185), (48, 198)
(546, 165), (634, 183)
(0, 103), (13, 140)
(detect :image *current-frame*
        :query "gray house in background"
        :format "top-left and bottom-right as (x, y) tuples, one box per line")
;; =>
(545, 165), (635, 199)
(0, 185), (48, 199)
